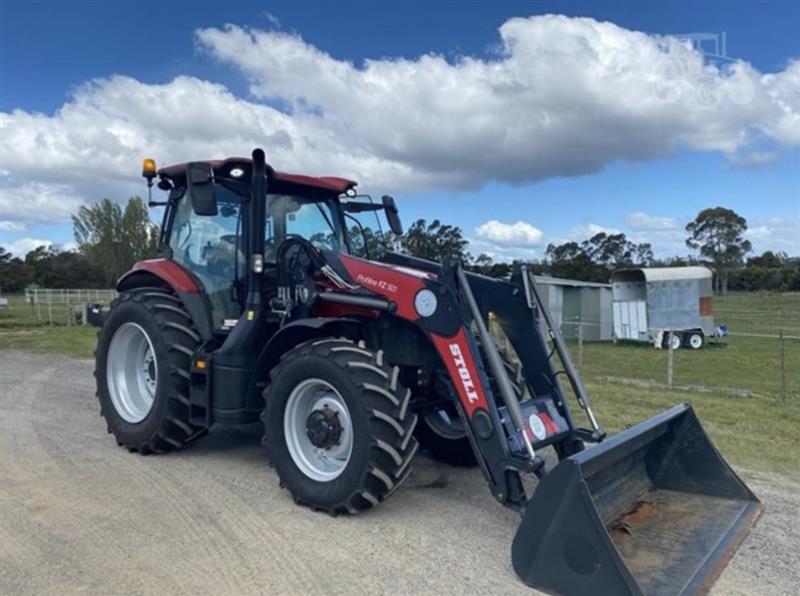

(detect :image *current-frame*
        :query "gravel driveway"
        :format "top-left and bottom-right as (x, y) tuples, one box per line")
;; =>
(1, 350), (797, 595)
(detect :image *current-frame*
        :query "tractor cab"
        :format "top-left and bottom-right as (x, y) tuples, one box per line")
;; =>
(144, 156), (401, 331)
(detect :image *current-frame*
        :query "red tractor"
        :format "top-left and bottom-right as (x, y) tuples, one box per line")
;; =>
(96, 149), (761, 595)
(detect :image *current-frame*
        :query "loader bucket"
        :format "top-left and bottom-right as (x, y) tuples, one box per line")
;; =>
(512, 403), (762, 596)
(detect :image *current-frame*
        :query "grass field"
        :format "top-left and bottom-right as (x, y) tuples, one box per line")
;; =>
(1, 291), (798, 472)
(566, 292), (800, 473)
(0, 295), (99, 358)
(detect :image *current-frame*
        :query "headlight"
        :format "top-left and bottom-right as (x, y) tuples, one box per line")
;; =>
(414, 289), (438, 318)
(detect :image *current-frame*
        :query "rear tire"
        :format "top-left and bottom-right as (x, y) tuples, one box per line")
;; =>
(95, 287), (207, 453)
(263, 338), (418, 514)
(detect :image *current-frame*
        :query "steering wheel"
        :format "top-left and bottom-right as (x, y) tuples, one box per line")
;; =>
(275, 235), (325, 290)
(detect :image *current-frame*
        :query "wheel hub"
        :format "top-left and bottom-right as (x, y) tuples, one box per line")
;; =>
(284, 379), (354, 482)
(306, 406), (342, 449)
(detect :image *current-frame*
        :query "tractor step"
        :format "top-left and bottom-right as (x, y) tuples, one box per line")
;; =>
(189, 355), (212, 427)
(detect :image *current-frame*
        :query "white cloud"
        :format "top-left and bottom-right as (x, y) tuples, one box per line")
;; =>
(626, 211), (677, 230)
(3, 237), (52, 257)
(567, 223), (621, 241)
(467, 237), (539, 262)
(1, 14), (799, 234)
(745, 216), (800, 255)
(0, 220), (26, 231)
(475, 219), (543, 247)
(727, 150), (780, 169)
(196, 17), (800, 185)
(0, 182), (85, 227)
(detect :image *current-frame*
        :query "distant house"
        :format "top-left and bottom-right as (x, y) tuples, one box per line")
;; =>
(533, 276), (613, 341)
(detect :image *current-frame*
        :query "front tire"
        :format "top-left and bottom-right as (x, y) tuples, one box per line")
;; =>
(263, 338), (418, 514)
(95, 288), (207, 453)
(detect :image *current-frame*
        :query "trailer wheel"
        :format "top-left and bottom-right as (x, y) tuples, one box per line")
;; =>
(95, 287), (207, 454)
(262, 338), (418, 514)
(416, 344), (525, 466)
(663, 332), (682, 351)
(686, 331), (704, 350)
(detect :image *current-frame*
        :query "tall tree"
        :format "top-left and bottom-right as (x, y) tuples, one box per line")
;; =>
(23, 246), (105, 288)
(685, 207), (751, 293)
(0, 247), (31, 292)
(73, 197), (159, 286)
(401, 219), (469, 263)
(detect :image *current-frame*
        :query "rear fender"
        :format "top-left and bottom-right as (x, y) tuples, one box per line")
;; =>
(116, 259), (213, 339)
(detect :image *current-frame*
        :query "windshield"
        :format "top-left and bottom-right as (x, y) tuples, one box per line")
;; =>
(266, 194), (343, 260)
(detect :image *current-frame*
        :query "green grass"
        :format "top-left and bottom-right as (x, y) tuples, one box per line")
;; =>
(0, 326), (97, 359)
(587, 379), (800, 474)
(0, 294), (99, 359)
(561, 292), (800, 474)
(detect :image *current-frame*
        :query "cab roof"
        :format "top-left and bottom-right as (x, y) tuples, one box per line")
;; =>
(157, 157), (357, 194)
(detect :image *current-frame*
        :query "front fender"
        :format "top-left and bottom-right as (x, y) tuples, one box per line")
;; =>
(249, 317), (363, 396)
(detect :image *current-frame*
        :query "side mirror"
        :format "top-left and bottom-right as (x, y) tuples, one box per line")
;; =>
(382, 195), (403, 235)
(187, 162), (217, 216)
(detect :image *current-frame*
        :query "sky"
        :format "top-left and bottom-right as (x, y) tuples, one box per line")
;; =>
(1, 1), (799, 261)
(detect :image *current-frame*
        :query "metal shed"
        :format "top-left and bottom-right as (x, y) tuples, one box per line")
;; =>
(611, 267), (715, 348)
(533, 276), (613, 341)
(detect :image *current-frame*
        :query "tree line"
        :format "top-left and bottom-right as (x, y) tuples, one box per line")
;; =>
(1, 200), (797, 294)
(398, 208), (798, 293)
(1, 197), (158, 292)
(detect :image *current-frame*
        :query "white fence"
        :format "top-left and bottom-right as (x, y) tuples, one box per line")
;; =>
(25, 288), (117, 305)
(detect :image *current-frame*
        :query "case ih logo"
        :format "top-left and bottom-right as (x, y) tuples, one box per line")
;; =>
(356, 273), (398, 294)
(449, 343), (479, 403)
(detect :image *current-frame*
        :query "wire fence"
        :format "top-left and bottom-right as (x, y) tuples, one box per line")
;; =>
(490, 311), (798, 403)
(2, 289), (118, 327)
(24, 288), (118, 305)
(554, 318), (798, 402)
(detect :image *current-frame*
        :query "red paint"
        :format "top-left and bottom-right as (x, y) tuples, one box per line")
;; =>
(430, 330), (490, 417)
(276, 173), (355, 193)
(157, 158), (356, 194)
(118, 259), (200, 293)
(311, 300), (381, 320)
(523, 410), (561, 443)
(338, 255), (425, 321)
(538, 411), (560, 436)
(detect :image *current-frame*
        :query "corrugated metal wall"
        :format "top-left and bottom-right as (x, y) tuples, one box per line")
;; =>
(535, 282), (613, 342)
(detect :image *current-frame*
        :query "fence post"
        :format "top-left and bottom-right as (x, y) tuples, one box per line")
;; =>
(667, 332), (674, 390)
(47, 301), (53, 326)
(779, 330), (786, 402)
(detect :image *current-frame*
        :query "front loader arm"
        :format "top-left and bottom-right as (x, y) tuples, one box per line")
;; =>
(332, 253), (603, 510)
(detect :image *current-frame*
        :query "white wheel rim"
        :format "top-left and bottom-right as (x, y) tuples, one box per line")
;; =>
(690, 334), (703, 349)
(669, 334), (681, 350)
(284, 379), (353, 482)
(106, 322), (158, 423)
